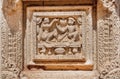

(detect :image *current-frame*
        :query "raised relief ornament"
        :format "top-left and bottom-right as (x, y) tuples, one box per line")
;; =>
(25, 6), (93, 70)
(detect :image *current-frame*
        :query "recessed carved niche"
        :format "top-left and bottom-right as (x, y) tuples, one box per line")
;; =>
(24, 6), (94, 70)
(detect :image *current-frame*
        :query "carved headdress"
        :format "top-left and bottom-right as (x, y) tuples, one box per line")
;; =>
(68, 17), (75, 21)
(68, 17), (75, 24)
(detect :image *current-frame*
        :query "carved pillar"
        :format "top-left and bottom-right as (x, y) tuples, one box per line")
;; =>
(0, 0), (23, 79)
(97, 0), (120, 78)
(0, 27), (1, 79)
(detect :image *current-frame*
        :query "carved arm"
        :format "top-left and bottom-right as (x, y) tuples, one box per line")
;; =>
(42, 18), (58, 28)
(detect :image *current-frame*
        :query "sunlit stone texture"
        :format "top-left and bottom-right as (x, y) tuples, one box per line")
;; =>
(0, 0), (120, 79)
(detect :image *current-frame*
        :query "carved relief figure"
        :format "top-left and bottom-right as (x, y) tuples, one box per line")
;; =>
(38, 18), (58, 42)
(3, 0), (21, 15)
(56, 18), (68, 42)
(67, 17), (82, 54)
(67, 17), (79, 42)
(37, 16), (83, 55)
(37, 18), (58, 54)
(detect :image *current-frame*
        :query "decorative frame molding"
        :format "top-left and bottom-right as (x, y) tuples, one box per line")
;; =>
(24, 6), (95, 70)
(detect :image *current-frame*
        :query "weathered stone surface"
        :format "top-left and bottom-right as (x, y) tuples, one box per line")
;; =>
(23, 0), (94, 5)
(97, 0), (120, 79)
(0, 0), (120, 79)
(21, 70), (98, 79)
(0, 0), (2, 78)
(24, 6), (93, 71)
(0, 0), (23, 79)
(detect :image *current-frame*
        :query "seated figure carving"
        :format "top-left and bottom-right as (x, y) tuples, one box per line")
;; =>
(67, 17), (79, 42)
(37, 17), (83, 55)
(56, 18), (68, 42)
(40, 18), (58, 42)
(37, 18), (58, 54)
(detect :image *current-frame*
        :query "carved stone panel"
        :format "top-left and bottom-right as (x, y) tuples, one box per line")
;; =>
(25, 6), (93, 70)
(1, 0), (120, 79)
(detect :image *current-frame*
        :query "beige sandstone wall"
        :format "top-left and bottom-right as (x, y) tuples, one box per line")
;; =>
(0, 0), (120, 79)
(97, 0), (120, 79)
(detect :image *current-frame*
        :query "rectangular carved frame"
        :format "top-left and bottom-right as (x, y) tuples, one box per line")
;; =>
(24, 5), (95, 70)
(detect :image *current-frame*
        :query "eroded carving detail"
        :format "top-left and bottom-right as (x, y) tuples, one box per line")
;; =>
(1, 26), (22, 79)
(2, 0), (22, 33)
(37, 17), (82, 55)
(98, 0), (120, 78)
(0, 0), (23, 79)
(25, 9), (93, 70)
(99, 59), (120, 79)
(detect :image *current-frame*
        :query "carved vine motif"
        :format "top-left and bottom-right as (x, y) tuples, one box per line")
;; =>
(37, 17), (82, 55)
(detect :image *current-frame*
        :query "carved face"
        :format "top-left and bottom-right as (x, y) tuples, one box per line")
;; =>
(60, 19), (67, 25)
(77, 17), (82, 24)
(68, 17), (75, 25)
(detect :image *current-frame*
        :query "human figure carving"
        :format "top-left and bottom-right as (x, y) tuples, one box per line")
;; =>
(38, 18), (58, 42)
(67, 17), (79, 42)
(37, 18), (58, 54)
(56, 18), (68, 42)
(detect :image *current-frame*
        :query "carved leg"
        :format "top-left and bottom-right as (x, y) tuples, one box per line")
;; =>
(73, 32), (79, 41)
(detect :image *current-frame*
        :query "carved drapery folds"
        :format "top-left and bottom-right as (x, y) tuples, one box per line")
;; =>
(98, 0), (120, 79)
